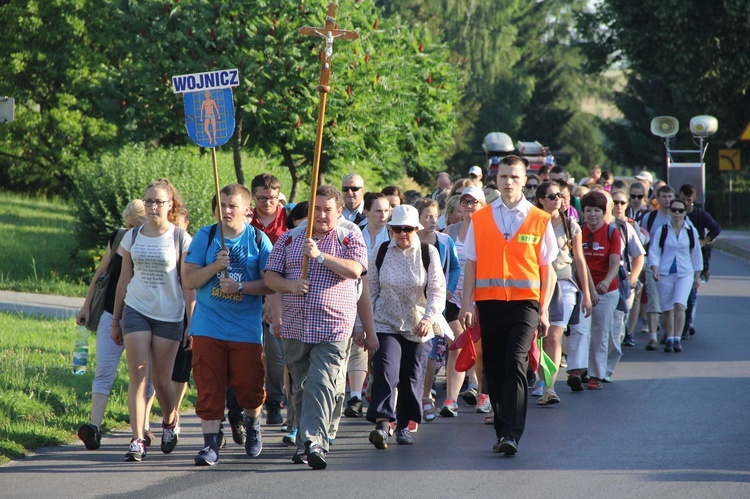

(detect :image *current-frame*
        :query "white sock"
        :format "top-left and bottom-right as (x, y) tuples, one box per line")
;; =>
(350, 391), (361, 400)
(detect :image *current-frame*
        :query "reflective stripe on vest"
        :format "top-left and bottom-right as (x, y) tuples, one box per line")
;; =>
(476, 278), (541, 289)
(472, 204), (550, 302)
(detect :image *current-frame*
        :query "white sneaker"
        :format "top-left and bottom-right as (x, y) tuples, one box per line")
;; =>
(531, 380), (545, 397)
(475, 393), (491, 413)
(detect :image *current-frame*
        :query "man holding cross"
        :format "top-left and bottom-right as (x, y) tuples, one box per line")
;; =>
(264, 185), (368, 470)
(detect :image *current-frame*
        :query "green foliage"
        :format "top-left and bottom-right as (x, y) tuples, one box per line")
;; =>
(100, 0), (462, 198)
(577, 0), (750, 170)
(0, 192), (88, 296)
(0, 0), (117, 194)
(72, 145), (275, 253)
(0, 312), (197, 463)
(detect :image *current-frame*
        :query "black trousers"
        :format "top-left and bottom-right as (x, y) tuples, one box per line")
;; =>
(366, 333), (430, 428)
(477, 300), (539, 443)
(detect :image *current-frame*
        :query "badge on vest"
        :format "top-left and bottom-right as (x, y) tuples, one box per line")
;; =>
(517, 234), (540, 244)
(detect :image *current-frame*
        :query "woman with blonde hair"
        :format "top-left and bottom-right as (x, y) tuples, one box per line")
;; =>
(111, 179), (195, 461)
(76, 200), (154, 450)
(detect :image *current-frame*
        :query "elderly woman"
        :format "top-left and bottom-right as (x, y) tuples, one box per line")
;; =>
(367, 205), (446, 448)
(567, 190), (621, 391)
(648, 198), (702, 352)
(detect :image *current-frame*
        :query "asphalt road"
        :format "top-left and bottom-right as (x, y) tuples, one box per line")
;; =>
(2, 249), (750, 498)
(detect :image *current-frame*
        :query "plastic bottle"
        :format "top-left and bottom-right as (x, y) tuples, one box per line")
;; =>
(71, 325), (90, 375)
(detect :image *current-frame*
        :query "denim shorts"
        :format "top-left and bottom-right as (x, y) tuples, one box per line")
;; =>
(122, 305), (184, 341)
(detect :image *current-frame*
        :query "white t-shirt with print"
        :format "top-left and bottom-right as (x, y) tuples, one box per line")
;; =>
(120, 225), (192, 322)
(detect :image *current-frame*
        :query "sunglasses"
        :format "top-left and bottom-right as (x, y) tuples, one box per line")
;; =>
(630, 194), (644, 200)
(670, 208), (686, 214)
(525, 184), (538, 189)
(543, 192), (563, 201)
(391, 226), (416, 234)
(613, 200), (627, 206)
(342, 186), (363, 192)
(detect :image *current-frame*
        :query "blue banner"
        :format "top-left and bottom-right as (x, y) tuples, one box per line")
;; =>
(183, 88), (235, 148)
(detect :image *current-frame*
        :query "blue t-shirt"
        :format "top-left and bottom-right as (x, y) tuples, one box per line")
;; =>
(185, 223), (272, 344)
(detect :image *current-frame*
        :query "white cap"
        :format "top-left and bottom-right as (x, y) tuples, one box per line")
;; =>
(388, 204), (423, 230)
(635, 171), (654, 183)
(461, 186), (486, 203)
(468, 166), (482, 177)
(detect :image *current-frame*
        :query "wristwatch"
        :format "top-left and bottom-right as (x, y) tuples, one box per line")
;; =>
(237, 281), (243, 294)
(316, 253), (325, 265)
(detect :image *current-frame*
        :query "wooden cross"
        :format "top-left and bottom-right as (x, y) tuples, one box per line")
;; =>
(298, 3), (358, 278)
(299, 3), (359, 94)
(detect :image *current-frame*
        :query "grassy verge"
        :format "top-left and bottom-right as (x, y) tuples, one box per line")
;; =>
(0, 312), (194, 464)
(0, 192), (87, 296)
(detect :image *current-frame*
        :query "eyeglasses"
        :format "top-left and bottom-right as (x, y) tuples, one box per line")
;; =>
(630, 194), (644, 200)
(391, 226), (416, 234)
(543, 192), (563, 201)
(342, 186), (363, 192)
(670, 207), (686, 214)
(254, 195), (279, 203)
(143, 198), (170, 207)
(525, 184), (538, 189)
(613, 200), (628, 206)
(460, 199), (480, 207)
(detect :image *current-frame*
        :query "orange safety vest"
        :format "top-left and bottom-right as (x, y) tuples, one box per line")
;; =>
(472, 204), (550, 302)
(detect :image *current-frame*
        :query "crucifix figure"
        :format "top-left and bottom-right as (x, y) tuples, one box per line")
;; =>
(298, 3), (359, 278)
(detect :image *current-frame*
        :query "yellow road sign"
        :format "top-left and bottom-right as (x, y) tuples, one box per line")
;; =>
(742, 121), (750, 141)
(719, 149), (740, 171)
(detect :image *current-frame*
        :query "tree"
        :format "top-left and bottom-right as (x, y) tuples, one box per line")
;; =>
(380, 0), (603, 174)
(0, 0), (117, 194)
(577, 0), (750, 170)
(102, 0), (462, 199)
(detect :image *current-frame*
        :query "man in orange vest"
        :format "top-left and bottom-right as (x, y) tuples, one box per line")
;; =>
(459, 155), (558, 456)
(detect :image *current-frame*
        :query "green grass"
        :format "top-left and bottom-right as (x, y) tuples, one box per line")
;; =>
(0, 312), (194, 464)
(0, 192), (88, 296)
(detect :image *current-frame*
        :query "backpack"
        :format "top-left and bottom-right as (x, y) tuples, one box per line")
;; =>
(603, 223), (631, 313)
(657, 223), (695, 252)
(206, 223), (262, 254)
(374, 240), (432, 297)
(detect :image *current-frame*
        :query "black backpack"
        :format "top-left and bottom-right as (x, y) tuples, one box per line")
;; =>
(657, 223), (695, 252)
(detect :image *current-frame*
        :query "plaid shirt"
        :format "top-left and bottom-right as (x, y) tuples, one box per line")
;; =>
(264, 225), (368, 344)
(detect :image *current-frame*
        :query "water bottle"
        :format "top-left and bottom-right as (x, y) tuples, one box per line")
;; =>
(71, 325), (90, 375)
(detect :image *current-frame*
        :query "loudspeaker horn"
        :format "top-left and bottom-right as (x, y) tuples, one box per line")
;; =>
(650, 116), (679, 138)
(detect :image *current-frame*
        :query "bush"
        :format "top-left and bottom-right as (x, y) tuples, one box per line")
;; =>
(74, 145), (252, 253)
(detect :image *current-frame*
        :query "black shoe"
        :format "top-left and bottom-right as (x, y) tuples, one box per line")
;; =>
(664, 340), (674, 353)
(78, 424), (101, 450)
(673, 340), (682, 353)
(306, 442), (327, 470)
(526, 370), (537, 387)
(689, 326), (696, 337)
(369, 428), (389, 449)
(580, 370), (589, 383)
(567, 374), (584, 392)
(291, 449), (308, 464)
(266, 401), (283, 425)
(622, 334), (635, 347)
(218, 424), (227, 449)
(492, 437), (518, 456)
(143, 428), (155, 447)
(230, 419), (246, 445)
(343, 396), (363, 417)
(659, 336), (667, 345)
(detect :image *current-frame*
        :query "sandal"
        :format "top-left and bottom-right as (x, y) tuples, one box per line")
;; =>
(537, 390), (561, 406)
(422, 397), (437, 421)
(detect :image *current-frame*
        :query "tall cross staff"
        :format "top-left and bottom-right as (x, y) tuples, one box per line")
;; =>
(299, 3), (358, 278)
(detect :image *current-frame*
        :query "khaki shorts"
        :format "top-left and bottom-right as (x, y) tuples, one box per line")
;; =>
(346, 341), (368, 373)
(645, 269), (662, 314)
